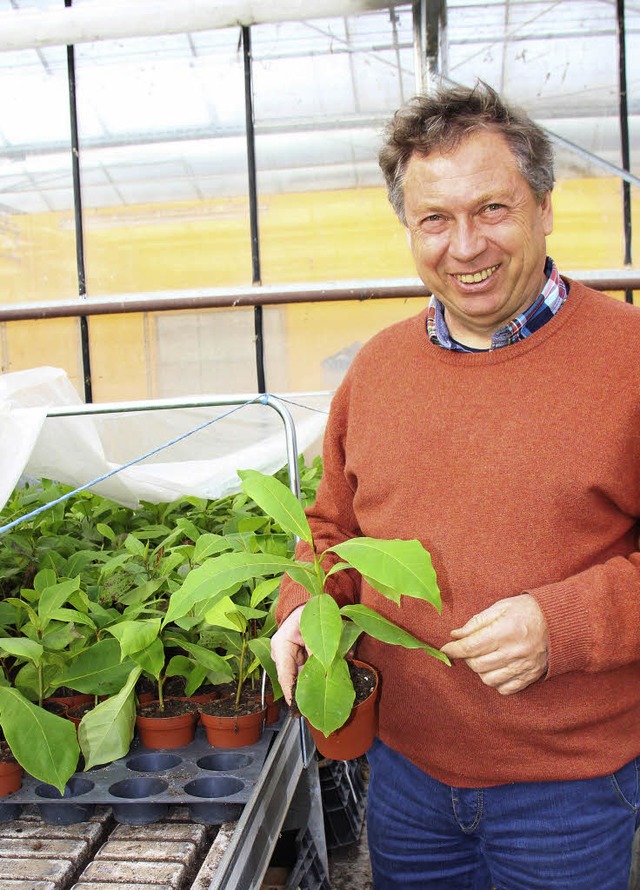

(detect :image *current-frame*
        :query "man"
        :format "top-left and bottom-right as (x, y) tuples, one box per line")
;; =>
(271, 82), (640, 888)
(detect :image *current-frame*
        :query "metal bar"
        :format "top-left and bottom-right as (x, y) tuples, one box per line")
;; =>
(616, 0), (633, 304)
(65, 0), (93, 403)
(0, 271), (638, 323)
(207, 715), (311, 889)
(0, 0), (406, 53)
(241, 24), (267, 393)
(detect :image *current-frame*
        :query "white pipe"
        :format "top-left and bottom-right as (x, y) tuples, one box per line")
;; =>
(0, 0), (396, 53)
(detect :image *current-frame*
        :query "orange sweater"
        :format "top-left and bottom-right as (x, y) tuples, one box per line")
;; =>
(277, 279), (640, 786)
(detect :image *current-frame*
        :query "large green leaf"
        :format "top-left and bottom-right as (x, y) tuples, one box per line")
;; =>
(57, 638), (137, 694)
(163, 635), (233, 679)
(78, 665), (141, 770)
(130, 636), (165, 679)
(329, 538), (441, 610)
(193, 534), (234, 563)
(107, 619), (161, 659)
(0, 686), (79, 793)
(295, 654), (355, 737)
(0, 636), (43, 665)
(300, 594), (342, 669)
(38, 577), (82, 629)
(340, 605), (450, 665)
(164, 552), (293, 625)
(238, 469), (313, 545)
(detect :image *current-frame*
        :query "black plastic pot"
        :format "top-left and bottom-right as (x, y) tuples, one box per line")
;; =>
(35, 777), (95, 824)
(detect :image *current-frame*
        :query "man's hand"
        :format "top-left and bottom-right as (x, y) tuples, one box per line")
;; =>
(440, 594), (549, 695)
(270, 605), (308, 705)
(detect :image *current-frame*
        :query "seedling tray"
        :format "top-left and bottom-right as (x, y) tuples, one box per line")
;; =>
(0, 725), (277, 825)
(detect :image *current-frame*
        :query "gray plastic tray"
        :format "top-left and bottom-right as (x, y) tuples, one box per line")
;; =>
(0, 724), (278, 825)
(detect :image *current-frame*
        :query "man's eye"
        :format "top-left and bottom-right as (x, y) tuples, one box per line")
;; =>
(485, 203), (504, 212)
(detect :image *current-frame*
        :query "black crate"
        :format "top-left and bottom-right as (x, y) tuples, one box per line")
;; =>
(285, 825), (331, 890)
(319, 758), (367, 850)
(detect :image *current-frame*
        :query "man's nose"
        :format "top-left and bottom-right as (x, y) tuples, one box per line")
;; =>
(449, 218), (486, 261)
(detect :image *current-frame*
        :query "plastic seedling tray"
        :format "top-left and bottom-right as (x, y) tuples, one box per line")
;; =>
(0, 725), (276, 825)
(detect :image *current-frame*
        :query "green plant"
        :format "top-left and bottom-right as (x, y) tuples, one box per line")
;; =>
(164, 469), (448, 737)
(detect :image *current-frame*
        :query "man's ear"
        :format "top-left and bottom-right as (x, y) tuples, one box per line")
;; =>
(540, 192), (553, 236)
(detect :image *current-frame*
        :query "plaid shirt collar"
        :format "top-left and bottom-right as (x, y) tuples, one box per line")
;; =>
(426, 257), (568, 352)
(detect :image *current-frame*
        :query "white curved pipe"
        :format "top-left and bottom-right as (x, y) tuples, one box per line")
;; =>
(0, 0), (394, 53)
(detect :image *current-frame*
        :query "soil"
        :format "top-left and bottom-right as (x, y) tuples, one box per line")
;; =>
(199, 687), (265, 718)
(68, 703), (94, 721)
(0, 741), (16, 764)
(136, 698), (198, 719)
(42, 700), (68, 716)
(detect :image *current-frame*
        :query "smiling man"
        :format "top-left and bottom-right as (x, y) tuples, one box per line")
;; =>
(272, 83), (640, 889)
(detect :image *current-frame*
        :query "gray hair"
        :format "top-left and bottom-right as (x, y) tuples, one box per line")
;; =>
(379, 82), (555, 224)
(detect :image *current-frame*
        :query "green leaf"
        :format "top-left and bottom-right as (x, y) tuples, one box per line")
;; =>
(340, 604), (450, 665)
(107, 619), (161, 659)
(329, 538), (441, 610)
(33, 568), (57, 593)
(193, 534), (234, 563)
(0, 687), (79, 794)
(38, 577), (82, 629)
(238, 470), (313, 545)
(284, 563), (322, 597)
(165, 655), (193, 678)
(300, 595), (342, 669)
(164, 552), (293, 625)
(338, 621), (363, 658)
(203, 595), (245, 632)
(124, 534), (146, 556)
(130, 636), (165, 679)
(163, 635), (233, 679)
(47, 608), (96, 629)
(97, 522), (116, 542)
(247, 637), (282, 701)
(57, 638), (137, 694)
(250, 577), (281, 608)
(0, 636), (43, 665)
(78, 665), (141, 770)
(295, 654), (354, 736)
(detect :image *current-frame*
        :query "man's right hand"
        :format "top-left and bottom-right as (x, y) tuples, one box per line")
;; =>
(270, 604), (308, 705)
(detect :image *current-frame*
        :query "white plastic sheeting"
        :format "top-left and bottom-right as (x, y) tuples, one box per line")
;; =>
(0, 367), (330, 511)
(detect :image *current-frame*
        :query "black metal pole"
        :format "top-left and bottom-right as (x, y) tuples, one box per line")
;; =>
(242, 25), (266, 393)
(65, 0), (93, 400)
(615, 0), (633, 304)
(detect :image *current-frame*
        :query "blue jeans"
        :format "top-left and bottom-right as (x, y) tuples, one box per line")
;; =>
(366, 738), (640, 889)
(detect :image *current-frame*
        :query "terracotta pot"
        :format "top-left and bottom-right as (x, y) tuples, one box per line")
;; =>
(0, 759), (23, 797)
(135, 706), (198, 749)
(46, 693), (93, 711)
(265, 692), (282, 726)
(306, 660), (380, 761)
(199, 706), (267, 748)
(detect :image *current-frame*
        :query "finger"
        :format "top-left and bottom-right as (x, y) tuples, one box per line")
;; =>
(441, 632), (500, 660)
(449, 601), (506, 638)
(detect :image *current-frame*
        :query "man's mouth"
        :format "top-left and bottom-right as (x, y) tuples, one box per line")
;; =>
(452, 264), (499, 284)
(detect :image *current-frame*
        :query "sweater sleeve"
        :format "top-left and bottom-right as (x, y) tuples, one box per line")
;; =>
(528, 550), (640, 678)
(275, 378), (363, 625)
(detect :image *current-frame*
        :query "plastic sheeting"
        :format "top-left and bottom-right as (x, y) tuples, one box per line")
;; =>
(0, 366), (330, 510)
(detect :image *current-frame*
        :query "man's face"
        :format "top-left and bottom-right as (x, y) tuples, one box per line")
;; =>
(403, 130), (553, 349)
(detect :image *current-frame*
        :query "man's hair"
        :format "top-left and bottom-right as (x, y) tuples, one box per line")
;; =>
(378, 82), (555, 224)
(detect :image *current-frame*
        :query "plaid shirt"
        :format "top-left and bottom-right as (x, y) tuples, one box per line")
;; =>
(427, 257), (568, 352)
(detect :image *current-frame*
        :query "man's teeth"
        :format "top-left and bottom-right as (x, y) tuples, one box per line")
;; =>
(455, 264), (499, 284)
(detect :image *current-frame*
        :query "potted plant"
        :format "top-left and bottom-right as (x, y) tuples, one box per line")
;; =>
(164, 469), (449, 759)
(195, 577), (283, 748)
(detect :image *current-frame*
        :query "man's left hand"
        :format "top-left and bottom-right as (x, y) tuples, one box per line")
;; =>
(440, 594), (549, 695)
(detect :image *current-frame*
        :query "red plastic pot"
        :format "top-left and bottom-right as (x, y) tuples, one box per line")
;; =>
(135, 703), (198, 749)
(0, 759), (23, 797)
(199, 706), (267, 748)
(306, 660), (380, 761)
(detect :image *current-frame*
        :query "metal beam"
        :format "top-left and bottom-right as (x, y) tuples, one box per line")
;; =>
(0, 272), (637, 323)
(0, 0), (404, 53)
